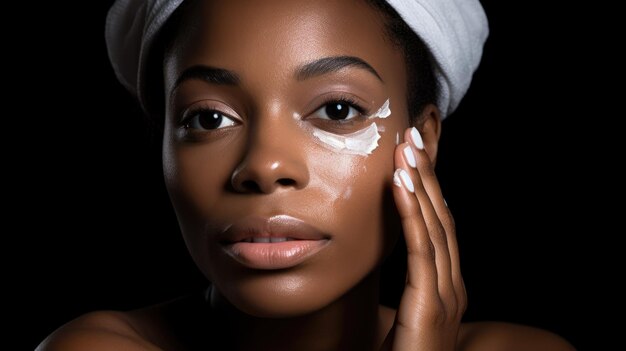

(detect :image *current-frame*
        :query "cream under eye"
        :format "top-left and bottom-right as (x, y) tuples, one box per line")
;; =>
(183, 109), (237, 131)
(310, 98), (391, 156)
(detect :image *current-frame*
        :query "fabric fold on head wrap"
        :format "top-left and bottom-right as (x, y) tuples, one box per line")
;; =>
(105, 0), (488, 118)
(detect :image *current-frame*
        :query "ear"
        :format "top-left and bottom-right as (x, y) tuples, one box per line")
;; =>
(414, 104), (442, 166)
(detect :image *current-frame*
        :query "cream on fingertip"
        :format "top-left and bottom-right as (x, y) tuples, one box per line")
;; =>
(393, 169), (403, 188)
(410, 127), (424, 150)
(393, 169), (415, 193)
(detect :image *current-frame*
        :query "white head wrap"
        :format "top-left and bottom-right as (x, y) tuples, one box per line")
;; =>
(105, 0), (488, 118)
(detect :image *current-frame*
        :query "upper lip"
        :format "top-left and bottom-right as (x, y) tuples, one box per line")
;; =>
(219, 215), (330, 244)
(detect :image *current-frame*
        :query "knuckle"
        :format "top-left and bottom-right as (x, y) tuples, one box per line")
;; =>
(440, 214), (456, 231)
(426, 162), (436, 175)
(400, 209), (421, 222)
(448, 212), (456, 226)
(406, 237), (436, 261)
(458, 297), (468, 315)
(458, 284), (468, 314)
(414, 295), (446, 326)
(423, 302), (447, 326)
(418, 155), (436, 175)
(443, 290), (464, 320)
(417, 240), (436, 261)
(427, 221), (447, 245)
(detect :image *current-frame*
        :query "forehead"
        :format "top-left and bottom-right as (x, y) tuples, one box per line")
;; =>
(166, 0), (405, 85)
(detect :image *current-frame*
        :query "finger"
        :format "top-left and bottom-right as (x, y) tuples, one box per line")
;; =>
(407, 127), (465, 310)
(402, 129), (455, 302)
(392, 143), (438, 300)
(391, 142), (451, 350)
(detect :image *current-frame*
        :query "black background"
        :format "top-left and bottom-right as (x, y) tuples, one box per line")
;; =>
(16, 1), (603, 349)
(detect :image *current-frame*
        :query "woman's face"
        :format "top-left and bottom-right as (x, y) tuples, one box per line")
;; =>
(163, 0), (416, 317)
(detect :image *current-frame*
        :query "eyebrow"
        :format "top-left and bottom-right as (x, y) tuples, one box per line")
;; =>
(172, 56), (382, 95)
(295, 56), (383, 82)
(172, 65), (241, 94)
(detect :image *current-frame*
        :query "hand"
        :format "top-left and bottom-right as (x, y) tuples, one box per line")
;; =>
(380, 127), (466, 351)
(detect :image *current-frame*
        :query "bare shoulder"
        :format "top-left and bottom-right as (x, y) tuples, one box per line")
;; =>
(36, 310), (160, 351)
(36, 293), (209, 351)
(458, 322), (576, 351)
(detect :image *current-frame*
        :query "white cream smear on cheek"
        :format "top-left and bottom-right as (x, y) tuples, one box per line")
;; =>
(312, 99), (391, 156)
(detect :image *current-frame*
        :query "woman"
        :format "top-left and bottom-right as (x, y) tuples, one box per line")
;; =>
(38, 0), (574, 350)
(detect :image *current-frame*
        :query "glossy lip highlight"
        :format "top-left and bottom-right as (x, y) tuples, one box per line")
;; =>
(219, 215), (331, 270)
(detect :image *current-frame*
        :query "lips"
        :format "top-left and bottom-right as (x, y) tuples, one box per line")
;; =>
(219, 215), (330, 270)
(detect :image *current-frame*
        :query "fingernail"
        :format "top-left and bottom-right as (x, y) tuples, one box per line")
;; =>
(402, 145), (416, 168)
(393, 168), (414, 193)
(444, 198), (448, 207)
(395, 132), (401, 145)
(410, 127), (424, 150)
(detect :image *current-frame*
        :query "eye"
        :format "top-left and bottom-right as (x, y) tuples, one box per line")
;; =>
(184, 109), (238, 130)
(313, 101), (362, 121)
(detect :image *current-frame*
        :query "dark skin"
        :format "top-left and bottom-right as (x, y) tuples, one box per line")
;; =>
(38, 1), (575, 350)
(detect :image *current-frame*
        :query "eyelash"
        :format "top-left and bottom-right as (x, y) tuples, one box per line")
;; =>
(177, 95), (370, 129)
(179, 105), (233, 126)
(314, 96), (370, 121)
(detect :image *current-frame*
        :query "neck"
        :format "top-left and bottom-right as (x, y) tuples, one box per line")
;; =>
(209, 269), (386, 351)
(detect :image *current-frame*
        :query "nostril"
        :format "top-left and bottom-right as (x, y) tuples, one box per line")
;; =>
(277, 178), (296, 187)
(237, 178), (296, 193)
(241, 180), (262, 193)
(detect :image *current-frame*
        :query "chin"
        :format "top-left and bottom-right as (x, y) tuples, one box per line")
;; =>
(212, 273), (344, 318)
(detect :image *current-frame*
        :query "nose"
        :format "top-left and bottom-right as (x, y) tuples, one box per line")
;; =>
(230, 120), (309, 194)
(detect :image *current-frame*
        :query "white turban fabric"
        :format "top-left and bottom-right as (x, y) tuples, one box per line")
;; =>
(105, 0), (488, 118)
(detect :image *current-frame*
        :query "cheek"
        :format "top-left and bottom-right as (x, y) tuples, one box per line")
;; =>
(331, 112), (408, 252)
(162, 119), (245, 216)
(163, 140), (209, 241)
(308, 121), (400, 267)
(163, 138), (247, 283)
(164, 142), (224, 219)
(162, 129), (239, 252)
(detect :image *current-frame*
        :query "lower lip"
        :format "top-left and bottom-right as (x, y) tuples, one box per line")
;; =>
(222, 240), (329, 270)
